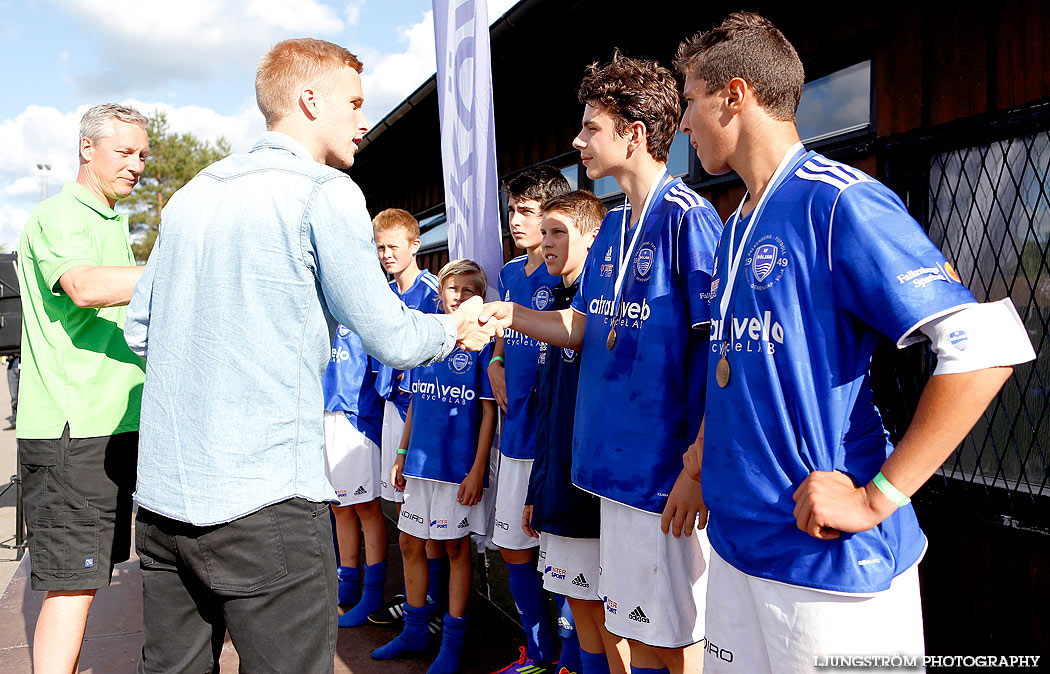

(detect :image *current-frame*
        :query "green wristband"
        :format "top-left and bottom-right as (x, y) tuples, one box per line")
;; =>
(396, 448), (408, 455)
(489, 355), (505, 367)
(872, 472), (910, 508)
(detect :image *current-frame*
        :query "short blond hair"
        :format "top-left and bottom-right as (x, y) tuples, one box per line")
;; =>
(542, 190), (606, 236)
(373, 208), (421, 240)
(256, 38), (363, 127)
(437, 259), (488, 306)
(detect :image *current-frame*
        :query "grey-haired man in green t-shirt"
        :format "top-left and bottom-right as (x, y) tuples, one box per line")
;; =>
(16, 103), (149, 674)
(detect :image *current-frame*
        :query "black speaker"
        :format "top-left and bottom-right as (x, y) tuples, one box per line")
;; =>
(0, 253), (21, 356)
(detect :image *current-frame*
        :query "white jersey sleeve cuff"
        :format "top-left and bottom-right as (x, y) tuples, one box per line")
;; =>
(918, 298), (1036, 375)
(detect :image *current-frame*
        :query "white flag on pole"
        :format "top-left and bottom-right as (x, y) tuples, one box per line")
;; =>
(433, 0), (504, 294)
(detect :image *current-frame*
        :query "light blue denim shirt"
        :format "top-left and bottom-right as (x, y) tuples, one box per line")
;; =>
(126, 131), (456, 525)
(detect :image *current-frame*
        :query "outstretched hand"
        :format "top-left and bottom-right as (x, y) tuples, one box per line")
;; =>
(478, 301), (514, 338)
(452, 296), (499, 351)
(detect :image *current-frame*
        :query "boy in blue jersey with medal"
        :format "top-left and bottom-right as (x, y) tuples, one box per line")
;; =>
(370, 208), (452, 629)
(675, 13), (1035, 672)
(487, 166), (573, 674)
(482, 52), (724, 674)
(521, 191), (631, 674)
(321, 325), (388, 627)
(372, 259), (498, 674)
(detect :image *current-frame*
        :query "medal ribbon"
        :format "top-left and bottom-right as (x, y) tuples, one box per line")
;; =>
(611, 166), (668, 317)
(717, 142), (807, 324)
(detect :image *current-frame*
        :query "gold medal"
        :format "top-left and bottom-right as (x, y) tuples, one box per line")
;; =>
(716, 355), (731, 388)
(607, 326), (617, 350)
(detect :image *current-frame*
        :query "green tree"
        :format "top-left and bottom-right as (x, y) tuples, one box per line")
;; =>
(122, 111), (231, 261)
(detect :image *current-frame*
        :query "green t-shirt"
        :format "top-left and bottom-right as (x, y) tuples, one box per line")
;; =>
(16, 180), (145, 439)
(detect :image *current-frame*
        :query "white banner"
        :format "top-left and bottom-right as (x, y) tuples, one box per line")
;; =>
(433, 0), (503, 295)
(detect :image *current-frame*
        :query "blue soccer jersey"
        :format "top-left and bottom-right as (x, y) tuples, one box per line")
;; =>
(322, 325), (384, 447)
(400, 344), (495, 485)
(703, 148), (978, 594)
(498, 255), (560, 460)
(569, 178), (723, 514)
(375, 271), (441, 419)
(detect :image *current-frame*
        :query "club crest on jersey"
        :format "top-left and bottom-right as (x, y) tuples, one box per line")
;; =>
(950, 330), (968, 350)
(746, 235), (788, 290)
(562, 348), (577, 362)
(752, 244), (779, 282)
(337, 325), (351, 338)
(533, 286), (553, 310)
(634, 243), (656, 281)
(449, 351), (472, 373)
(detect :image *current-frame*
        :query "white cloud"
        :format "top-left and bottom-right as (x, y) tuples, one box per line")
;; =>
(127, 99), (266, 153)
(63, 0), (344, 45)
(59, 0), (347, 97)
(0, 104), (82, 200)
(345, 0), (363, 27)
(5, 177), (42, 198)
(359, 11), (436, 125)
(359, 0), (522, 125)
(0, 205), (29, 252)
(487, 0), (517, 20)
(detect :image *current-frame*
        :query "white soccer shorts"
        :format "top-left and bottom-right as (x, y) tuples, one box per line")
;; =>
(491, 455), (539, 550)
(398, 477), (484, 540)
(703, 548), (924, 673)
(379, 400), (406, 503)
(598, 498), (708, 648)
(538, 532), (601, 600)
(323, 411), (381, 505)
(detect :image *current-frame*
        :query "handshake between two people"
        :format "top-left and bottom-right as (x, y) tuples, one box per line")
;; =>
(451, 297), (514, 351)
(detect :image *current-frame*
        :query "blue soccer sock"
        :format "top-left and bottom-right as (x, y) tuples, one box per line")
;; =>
(339, 560), (387, 627)
(555, 594), (581, 673)
(580, 649), (611, 674)
(630, 667), (669, 674)
(336, 565), (361, 607)
(506, 560), (558, 663)
(427, 613), (467, 674)
(371, 603), (432, 659)
(426, 555), (450, 615)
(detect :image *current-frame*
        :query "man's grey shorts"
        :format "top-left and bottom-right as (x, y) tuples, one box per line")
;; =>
(19, 425), (137, 591)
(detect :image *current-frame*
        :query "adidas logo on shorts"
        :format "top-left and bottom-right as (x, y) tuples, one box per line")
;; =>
(354, 486), (367, 495)
(628, 606), (650, 624)
(571, 573), (589, 588)
(457, 517), (469, 528)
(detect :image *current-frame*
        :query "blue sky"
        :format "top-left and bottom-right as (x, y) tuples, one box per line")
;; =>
(0, 0), (518, 249)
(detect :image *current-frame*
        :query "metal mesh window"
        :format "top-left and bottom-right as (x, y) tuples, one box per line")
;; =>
(926, 130), (1050, 500)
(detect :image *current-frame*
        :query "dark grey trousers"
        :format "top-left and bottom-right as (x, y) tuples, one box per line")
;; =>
(136, 498), (338, 674)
